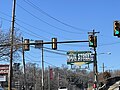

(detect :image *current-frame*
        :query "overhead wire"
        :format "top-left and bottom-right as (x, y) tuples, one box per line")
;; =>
(30, 46), (67, 56)
(0, 10), (89, 47)
(0, 13), (89, 48)
(0, 11), (59, 40)
(24, 0), (89, 32)
(0, 16), (11, 23)
(16, 3), (85, 34)
(0, 11), (12, 18)
(98, 41), (120, 47)
(1, 8), (120, 48)
(0, 11), (49, 40)
(24, 52), (60, 68)
(15, 22), (49, 40)
(15, 18), (71, 40)
(0, 11), (83, 41)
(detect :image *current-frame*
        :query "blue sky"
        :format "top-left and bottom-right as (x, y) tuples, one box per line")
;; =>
(0, 0), (120, 72)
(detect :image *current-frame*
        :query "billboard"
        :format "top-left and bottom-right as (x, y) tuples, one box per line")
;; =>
(0, 65), (9, 75)
(67, 51), (93, 65)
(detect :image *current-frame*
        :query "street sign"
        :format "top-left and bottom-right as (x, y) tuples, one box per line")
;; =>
(67, 51), (93, 65)
(35, 40), (43, 48)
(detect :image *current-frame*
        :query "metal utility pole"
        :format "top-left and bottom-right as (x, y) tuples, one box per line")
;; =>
(58, 72), (60, 88)
(48, 66), (50, 90)
(93, 30), (99, 90)
(33, 64), (36, 90)
(41, 42), (44, 90)
(88, 30), (99, 90)
(93, 44), (98, 88)
(102, 63), (105, 73)
(22, 37), (26, 90)
(9, 0), (16, 90)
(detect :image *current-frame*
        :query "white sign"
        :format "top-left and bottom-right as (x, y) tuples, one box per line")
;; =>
(0, 75), (6, 81)
(67, 51), (93, 63)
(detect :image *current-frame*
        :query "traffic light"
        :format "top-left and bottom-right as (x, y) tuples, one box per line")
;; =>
(24, 39), (30, 51)
(89, 35), (94, 47)
(88, 35), (97, 47)
(114, 21), (120, 36)
(52, 38), (57, 50)
(94, 36), (97, 47)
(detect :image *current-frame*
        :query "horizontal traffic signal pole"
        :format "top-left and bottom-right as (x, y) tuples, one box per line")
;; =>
(0, 40), (89, 46)
(29, 40), (89, 45)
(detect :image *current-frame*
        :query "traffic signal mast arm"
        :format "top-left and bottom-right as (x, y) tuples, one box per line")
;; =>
(0, 40), (89, 46)
(0, 40), (89, 51)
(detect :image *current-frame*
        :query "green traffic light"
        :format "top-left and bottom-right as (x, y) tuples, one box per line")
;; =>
(115, 27), (119, 35)
(114, 21), (120, 36)
(115, 30), (119, 35)
(90, 42), (93, 45)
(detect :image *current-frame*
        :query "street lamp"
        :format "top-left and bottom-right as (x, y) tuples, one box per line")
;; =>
(98, 52), (111, 55)
(99, 52), (111, 73)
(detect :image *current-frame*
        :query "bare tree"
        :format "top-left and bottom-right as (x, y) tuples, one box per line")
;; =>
(0, 28), (21, 62)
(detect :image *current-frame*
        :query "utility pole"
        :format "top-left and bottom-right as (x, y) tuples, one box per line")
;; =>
(88, 30), (99, 90)
(48, 66), (50, 90)
(93, 43), (98, 89)
(41, 42), (44, 90)
(102, 63), (105, 73)
(9, 0), (16, 90)
(93, 30), (99, 90)
(33, 64), (36, 90)
(58, 72), (60, 89)
(22, 37), (26, 90)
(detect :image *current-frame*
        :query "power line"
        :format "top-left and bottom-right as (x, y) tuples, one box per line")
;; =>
(0, 11), (86, 40)
(17, 3), (85, 34)
(24, 0), (89, 32)
(0, 11), (12, 18)
(25, 54), (59, 68)
(0, 11), (68, 39)
(0, 16), (11, 22)
(0, 11), (89, 42)
(98, 41), (120, 47)
(16, 18), (71, 40)
(15, 22), (49, 40)
(43, 46), (67, 53)
(32, 47), (67, 56)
